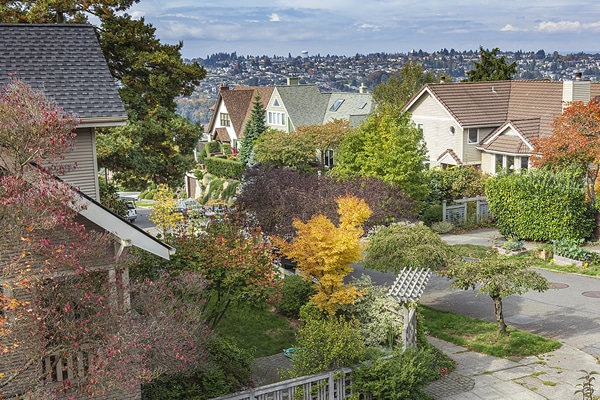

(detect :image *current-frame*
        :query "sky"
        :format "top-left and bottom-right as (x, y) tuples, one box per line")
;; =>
(127, 1), (600, 59)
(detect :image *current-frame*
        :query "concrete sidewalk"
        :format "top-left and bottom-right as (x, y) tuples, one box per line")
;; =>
(425, 336), (598, 400)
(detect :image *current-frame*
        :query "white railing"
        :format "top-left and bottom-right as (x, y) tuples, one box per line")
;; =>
(210, 368), (356, 400)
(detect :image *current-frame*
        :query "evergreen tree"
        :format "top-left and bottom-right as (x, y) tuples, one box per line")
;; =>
(238, 93), (266, 166)
(464, 46), (517, 81)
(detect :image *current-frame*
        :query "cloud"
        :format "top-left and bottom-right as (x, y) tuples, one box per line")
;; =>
(357, 23), (380, 32)
(536, 21), (581, 32)
(500, 24), (524, 32)
(269, 13), (281, 22)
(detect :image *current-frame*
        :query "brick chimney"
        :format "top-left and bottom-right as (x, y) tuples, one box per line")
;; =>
(359, 83), (367, 93)
(440, 76), (446, 83)
(219, 83), (229, 91)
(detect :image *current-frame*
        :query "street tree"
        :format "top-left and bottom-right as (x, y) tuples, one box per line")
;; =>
(238, 93), (267, 167)
(364, 224), (454, 273)
(274, 195), (372, 314)
(332, 105), (429, 201)
(0, 80), (209, 397)
(464, 46), (517, 81)
(236, 165), (417, 240)
(372, 61), (436, 109)
(532, 98), (600, 205)
(149, 184), (184, 234)
(440, 252), (549, 334)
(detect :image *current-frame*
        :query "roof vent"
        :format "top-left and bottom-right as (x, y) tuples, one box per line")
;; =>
(440, 76), (446, 83)
(575, 72), (583, 81)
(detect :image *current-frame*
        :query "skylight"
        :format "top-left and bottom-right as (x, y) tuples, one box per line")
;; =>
(359, 102), (368, 109)
(330, 99), (344, 111)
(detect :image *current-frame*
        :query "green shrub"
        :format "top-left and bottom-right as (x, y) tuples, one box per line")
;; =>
(431, 221), (454, 234)
(486, 169), (595, 241)
(421, 204), (443, 226)
(292, 306), (365, 376)
(221, 181), (240, 202)
(502, 237), (525, 251)
(141, 336), (252, 400)
(552, 238), (592, 261)
(351, 347), (440, 400)
(204, 157), (245, 180)
(276, 275), (316, 319)
(206, 141), (221, 154)
(202, 178), (225, 204)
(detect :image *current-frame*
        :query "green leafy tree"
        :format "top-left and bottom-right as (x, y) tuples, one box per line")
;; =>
(0, 3), (207, 189)
(148, 184), (183, 234)
(97, 14), (205, 188)
(238, 93), (267, 167)
(440, 253), (549, 334)
(364, 224), (454, 273)
(373, 61), (436, 109)
(253, 127), (318, 172)
(464, 46), (517, 81)
(332, 106), (429, 201)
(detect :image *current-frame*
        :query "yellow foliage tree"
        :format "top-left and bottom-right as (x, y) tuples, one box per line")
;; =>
(149, 184), (183, 234)
(275, 195), (372, 314)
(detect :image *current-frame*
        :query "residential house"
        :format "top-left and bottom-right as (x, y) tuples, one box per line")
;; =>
(404, 75), (600, 174)
(206, 84), (274, 152)
(265, 78), (374, 132)
(0, 24), (174, 399)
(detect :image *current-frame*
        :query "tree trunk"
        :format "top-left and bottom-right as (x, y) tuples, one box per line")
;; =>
(492, 295), (507, 334)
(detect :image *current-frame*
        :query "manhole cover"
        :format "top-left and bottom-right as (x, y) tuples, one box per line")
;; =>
(551, 282), (569, 289)
(582, 291), (600, 298)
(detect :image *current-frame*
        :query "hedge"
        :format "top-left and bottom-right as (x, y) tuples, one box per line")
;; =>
(486, 169), (595, 241)
(204, 157), (244, 180)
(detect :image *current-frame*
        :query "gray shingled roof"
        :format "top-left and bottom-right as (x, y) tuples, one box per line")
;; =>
(323, 92), (374, 126)
(275, 84), (329, 129)
(0, 24), (126, 123)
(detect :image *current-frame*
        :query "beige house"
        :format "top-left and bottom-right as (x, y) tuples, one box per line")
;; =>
(404, 75), (600, 174)
(0, 24), (174, 399)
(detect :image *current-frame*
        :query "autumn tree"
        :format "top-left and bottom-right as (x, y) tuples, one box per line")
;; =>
(372, 61), (436, 109)
(533, 99), (600, 205)
(274, 195), (372, 314)
(149, 184), (184, 234)
(301, 119), (351, 172)
(238, 93), (267, 166)
(440, 252), (549, 334)
(332, 106), (429, 201)
(464, 46), (517, 81)
(0, 80), (209, 397)
(236, 165), (417, 240)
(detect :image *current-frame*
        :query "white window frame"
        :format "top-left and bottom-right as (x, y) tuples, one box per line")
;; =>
(268, 111), (286, 126)
(220, 113), (230, 127)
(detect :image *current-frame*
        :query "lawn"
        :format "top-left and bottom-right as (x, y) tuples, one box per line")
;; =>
(420, 305), (562, 359)
(452, 243), (600, 277)
(215, 303), (297, 358)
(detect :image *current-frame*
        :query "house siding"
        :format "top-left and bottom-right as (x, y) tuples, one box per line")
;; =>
(410, 95), (461, 166)
(266, 90), (290, 132)
(57, 127), (99, 201)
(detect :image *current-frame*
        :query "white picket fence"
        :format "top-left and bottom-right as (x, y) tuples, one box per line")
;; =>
(210, 368), (357, 400)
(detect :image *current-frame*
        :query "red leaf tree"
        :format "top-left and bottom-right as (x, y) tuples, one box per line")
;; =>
(533, 99), (600, 204)
(0, 80), (209, 398)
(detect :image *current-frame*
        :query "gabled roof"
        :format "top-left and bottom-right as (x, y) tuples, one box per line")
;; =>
(0, 24), (127, 127)
(274, 84), (329, 129)
(479, 119), (538, 155)
(436, 148), (463, 165)
(206, 86), (274, 139)
(405, 79), (600, 132)
(213, 127), (231, 142)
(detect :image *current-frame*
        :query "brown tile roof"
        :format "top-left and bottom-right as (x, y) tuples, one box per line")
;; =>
(420, 80), (568, 132)
(213, 127), (230, 142)
(436, 148), (463, 165)
(480, 118), (540, 154)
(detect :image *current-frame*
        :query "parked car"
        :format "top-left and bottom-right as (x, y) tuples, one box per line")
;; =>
(176, 199), (204, 218)
(124, 200), (137, 223)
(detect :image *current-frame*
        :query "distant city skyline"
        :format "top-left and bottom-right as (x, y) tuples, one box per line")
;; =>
(128, 1), (600, 59)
